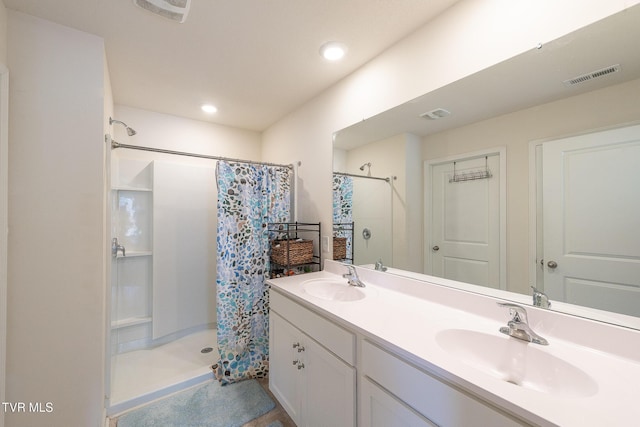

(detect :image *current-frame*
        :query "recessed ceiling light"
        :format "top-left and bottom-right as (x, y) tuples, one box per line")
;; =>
(201, 104), (217, 113)
(320, 42), (347, 61)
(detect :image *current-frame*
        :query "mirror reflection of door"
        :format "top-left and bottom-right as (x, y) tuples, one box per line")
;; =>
(541, 124), (640, 317)
(426, 152), (503, 289)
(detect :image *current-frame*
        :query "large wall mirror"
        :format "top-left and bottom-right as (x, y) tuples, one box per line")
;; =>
(332, 5), (640, 329)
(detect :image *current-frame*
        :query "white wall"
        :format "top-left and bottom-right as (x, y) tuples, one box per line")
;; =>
(262, 0), (639, 263)
(0, 3), (8, 425)
(112, 105), (261, 162)
(422, 77), (640, 295)
(0, 68), (7, 427)
(0, 0), (6, 64)
(7, 11), (107, 427)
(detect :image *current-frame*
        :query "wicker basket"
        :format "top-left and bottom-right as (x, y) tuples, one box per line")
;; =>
(270, 239), (313, 266)
(333, 237), (347, 260)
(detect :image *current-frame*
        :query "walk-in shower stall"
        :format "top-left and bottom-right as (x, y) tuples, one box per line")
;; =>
(106, 132), (295, 414)
(107, 150), (219, 413)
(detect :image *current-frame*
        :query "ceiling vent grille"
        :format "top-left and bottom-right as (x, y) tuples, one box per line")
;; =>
(563, 64), (620, 87)
(420, 108), (451, 120)
(133, 0), (191, 23)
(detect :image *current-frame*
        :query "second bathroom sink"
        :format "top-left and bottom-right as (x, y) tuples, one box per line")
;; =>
(435, 328), (598, 398)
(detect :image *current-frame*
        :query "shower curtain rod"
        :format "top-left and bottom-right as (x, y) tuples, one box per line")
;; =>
(334, 171), (394, 182)
(111, 140), (297, 169)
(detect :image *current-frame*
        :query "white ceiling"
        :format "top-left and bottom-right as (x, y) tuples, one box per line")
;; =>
(2, 0), (460, 131)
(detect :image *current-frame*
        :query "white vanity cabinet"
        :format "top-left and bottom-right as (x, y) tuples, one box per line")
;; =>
(269, 285), (529, 427)
(269, 290), (356, 427)
(269, 262), (640, 426)
(360, 340), (527, 427)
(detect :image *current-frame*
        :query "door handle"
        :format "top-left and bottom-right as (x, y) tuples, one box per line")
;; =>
(432, 245), (440, 251)
(547, 260), (558, 269)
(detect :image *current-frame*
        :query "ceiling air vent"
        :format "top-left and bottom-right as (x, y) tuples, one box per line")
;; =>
(563, 64), (620, 87)
(133, 0), (191, 23)
(420, 108), (451, 120)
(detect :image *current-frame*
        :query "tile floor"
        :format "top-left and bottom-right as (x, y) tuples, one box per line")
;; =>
(245, 378), (297, 427)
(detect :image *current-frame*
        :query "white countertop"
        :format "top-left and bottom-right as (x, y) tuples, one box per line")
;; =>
(268, 260), (640, 427)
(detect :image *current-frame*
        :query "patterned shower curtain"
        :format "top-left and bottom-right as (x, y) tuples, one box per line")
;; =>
(333, 174), (353, 262)
(215, 161), (291, 385)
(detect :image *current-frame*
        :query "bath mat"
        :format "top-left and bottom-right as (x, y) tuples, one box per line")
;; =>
(116, 379), (275, 427)
(267, 421), (283, 427)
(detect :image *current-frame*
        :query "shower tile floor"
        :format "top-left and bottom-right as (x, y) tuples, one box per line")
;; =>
(110, 328), (218, 411)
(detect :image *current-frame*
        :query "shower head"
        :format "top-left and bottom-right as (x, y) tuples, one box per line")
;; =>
(359, 162), (371, 171)
(109, 117), (137, 136)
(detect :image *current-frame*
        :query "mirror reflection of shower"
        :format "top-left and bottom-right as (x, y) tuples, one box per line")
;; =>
(333, 171), (393, 266)
(110, 117), (137, 136)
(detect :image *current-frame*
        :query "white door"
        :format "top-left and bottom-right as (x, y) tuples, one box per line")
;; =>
(542, 124), (640, 316)
(427, 154), (502, 288)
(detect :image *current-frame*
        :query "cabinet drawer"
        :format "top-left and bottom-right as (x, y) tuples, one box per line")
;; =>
(361, 340), (526, 427)
(270, 290), (355, 365)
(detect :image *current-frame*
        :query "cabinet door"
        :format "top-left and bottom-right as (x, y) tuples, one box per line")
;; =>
(269, 312), (302, 425)
(303, 336), (356, 427)
(361, 378), (437, 427)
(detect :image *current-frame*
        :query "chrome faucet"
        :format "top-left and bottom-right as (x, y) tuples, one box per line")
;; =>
(343, 265), (366, 287)
(112, 237), (126, 257)
(531, 286), (551, 309)
(374, 258), (387, 272)
(497, 302), (548, 345)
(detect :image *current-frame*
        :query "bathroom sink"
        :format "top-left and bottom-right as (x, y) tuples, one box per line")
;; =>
(435, 329), (598, 398)
(301, 278), (366, 302)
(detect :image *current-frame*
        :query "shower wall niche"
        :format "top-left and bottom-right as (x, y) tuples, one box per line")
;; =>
(111, 160), (154, 353)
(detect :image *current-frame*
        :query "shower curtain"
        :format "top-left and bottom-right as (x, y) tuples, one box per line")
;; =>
(333, 174), (353, 261)
(215, 161), (291, 385)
